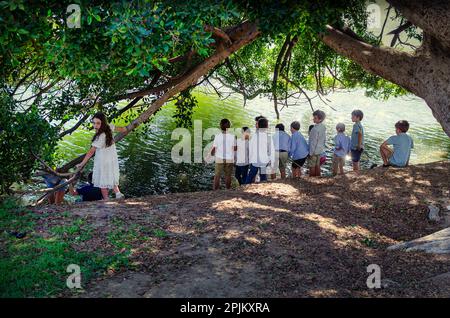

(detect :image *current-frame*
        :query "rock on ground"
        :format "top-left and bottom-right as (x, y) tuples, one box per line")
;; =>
(388, 227), (450, 254)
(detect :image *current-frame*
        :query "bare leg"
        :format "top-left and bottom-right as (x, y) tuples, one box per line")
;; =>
(352, 161), (360, 172)
(312, 165), (319, 177)
(225, 176), (231, 189)
(309, 166), (314, 177)
(380, 145), (393, 165)
(213, 175), (220, 190)
(332, 156), (338, 176)
(113, 185), (120, 194)
(48, 192), (55, 204)
(280, 168), (286, 179)
(339, 159), (344, 175)
(271, 173), (276, 180)
(55, 190), (65, 205)
(100, 188), (109, 200)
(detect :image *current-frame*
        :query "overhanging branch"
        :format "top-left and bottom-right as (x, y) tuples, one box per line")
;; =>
(58, 21), (260, 173)
(320, 25), (421, 96)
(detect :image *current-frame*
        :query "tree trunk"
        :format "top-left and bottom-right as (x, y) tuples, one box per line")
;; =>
(320, 24), (450, 137)
(60, 21), (260, 172)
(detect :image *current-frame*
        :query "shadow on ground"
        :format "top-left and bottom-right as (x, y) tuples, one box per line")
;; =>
(32, 161), (450, 297)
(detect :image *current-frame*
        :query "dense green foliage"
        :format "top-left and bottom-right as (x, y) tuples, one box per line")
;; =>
(0, 92), (58, 193)
(173, 89), (198, 128)
(0, 197), (131, 297)
(0, 0), (414, 193)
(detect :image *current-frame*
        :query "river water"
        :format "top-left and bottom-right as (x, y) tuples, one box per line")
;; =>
(57, 89), (450, 197)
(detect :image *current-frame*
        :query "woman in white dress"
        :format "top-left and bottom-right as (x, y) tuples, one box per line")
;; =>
(77, 112), (125, 200)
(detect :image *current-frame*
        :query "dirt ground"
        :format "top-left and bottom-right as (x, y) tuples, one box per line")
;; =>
(33, 161), (450, 297)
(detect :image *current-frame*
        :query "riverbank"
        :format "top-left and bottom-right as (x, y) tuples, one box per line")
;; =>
(2, 161), (449, 297)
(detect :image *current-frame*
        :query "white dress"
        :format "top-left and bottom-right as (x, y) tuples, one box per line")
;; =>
(91, 124), (120, 189)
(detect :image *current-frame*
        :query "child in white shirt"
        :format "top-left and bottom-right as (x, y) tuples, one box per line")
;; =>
(211, 118), (236, 190)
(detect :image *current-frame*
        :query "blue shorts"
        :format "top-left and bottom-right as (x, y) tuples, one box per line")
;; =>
(351, 149), (363, 162)
(292, 157), (307, 169)
(42, 174), (68, 191)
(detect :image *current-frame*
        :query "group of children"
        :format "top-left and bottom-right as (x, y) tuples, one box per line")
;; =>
(211, 109), (414, 189)
(45, 109), (415, 202)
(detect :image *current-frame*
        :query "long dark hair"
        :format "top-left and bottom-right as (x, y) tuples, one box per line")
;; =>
(92, 112), (114, 147)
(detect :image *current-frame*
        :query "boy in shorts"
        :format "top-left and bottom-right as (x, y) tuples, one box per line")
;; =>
(332, 123), (351, 175)
(271, 123), (290, 179)
(350, 110), (364, 171)
(308, 110), (327, 177)
(211, 118), (236, 190)
(289, 121), (309, 178)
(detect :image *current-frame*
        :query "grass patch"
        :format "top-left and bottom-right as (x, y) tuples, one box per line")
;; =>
(0, 197), (129, 298)
(152, 228), (168, 238)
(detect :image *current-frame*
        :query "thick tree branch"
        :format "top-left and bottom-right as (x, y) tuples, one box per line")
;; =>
(320, 25), (422, 96)
(31, 151), (73, 178)
(205, 25), (232, 46)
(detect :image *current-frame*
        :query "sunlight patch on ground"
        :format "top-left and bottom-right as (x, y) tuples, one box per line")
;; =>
(244, 236), (262, 245)
(124, 201), (148, 206)
(413, 179), (432, 186)
(218, 228), (243, 240)
(166, 224), (196, 235)
(299, 212), (393, 247)
(308, 289), (339, 297)
(349, 200), (373, 210)
(211, 198), (291, 214)
(323, 193), (340, 200)
(357, 176), (375, 184)
(243, 183), (300, 196)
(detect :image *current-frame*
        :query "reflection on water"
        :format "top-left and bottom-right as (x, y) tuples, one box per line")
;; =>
(57, 89), (450, 197)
